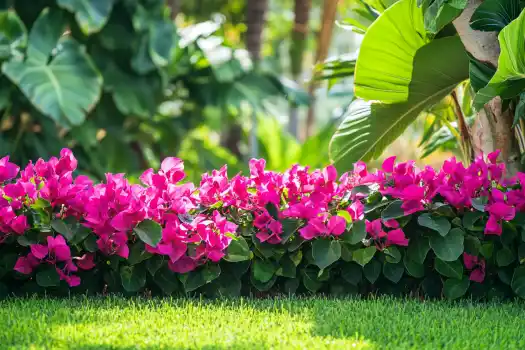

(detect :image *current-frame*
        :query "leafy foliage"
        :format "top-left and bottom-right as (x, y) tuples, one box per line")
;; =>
(0, 148), (525, 301)
(330, 36), (468, 169)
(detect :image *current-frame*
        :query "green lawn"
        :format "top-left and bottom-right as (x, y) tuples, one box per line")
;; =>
(1, 297), (525, 349)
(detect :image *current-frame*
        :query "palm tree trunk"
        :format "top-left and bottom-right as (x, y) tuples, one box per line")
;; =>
(245, 0), (269, 62)
(304, 0), (339, 139)
(453, 0), (521, 175)
(242, 0), (269, 159)
(167, 0), (179, 19)
(288, 0), (312, 138)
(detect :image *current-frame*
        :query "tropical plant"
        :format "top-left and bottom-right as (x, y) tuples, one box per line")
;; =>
(330, 0), (525, 176)
(2, 148), (525, 301)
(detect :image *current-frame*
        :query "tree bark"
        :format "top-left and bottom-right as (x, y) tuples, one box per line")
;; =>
(245, 0), (269, 62)
(167, 0), (180, 20)
(288, 0), (312, 138)
(305, 0), (339, 139)
(453, 0), (521, 175)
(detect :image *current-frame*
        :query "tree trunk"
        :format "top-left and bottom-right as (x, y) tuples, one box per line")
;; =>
(245, 0), (269, 62)
(167, 0), (180, 19)
(305, 0), (339, 139)
(242, 0), (269, 159)
(453, 0), (521, 175)
(288, 0), (312, 138)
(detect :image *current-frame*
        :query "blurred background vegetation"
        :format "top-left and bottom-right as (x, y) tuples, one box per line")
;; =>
(0, 0), (454, 183)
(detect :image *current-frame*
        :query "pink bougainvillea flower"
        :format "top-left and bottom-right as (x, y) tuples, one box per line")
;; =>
(347, 200), (364, 221)
(0, 156), (19, 183)
(75, 253), (96, 270)
(298, 215), (346, 240)
(168, 255), (197, 273)
(14, 253), (40, 274)
(463, 253), (485, 283)
(382, 156), (396, 173)
(30, 235), (71, 262)
(386, 228), (409, 247)
(485, 202), (515, 236)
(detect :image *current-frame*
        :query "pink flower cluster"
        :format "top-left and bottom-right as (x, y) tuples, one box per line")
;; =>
(0, 148), (522, 287)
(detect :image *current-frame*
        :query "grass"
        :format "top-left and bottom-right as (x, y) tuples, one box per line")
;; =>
(1, 297), (525, 349)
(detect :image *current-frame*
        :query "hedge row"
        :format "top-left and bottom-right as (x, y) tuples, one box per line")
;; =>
(1, 149), (525, 300)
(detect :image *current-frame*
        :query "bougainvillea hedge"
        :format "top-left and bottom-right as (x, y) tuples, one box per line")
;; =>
(1, 149), (525, 300)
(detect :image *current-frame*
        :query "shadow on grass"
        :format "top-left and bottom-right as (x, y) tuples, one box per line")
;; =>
(3, 297), (525, 349)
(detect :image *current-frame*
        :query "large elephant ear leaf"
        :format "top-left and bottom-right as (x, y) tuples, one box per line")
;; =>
(354, 0), (430, 103)
(330, 36), (469, 170)
(469, 0), (522, 32)
(0, 10), (27, 60)
(2, 8), (102, 126)
(57, 0), (116, 35)
(421, 0), (468, 34)
(473, 9), (525, 109)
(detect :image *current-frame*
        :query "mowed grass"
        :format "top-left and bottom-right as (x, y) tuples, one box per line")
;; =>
(1, 297), (525, 350)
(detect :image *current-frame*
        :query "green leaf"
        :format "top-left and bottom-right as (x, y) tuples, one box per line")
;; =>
(343, 220), (367, 244)
(265, 203), (279, 220)
(462, 211), (485, 231)
(36, 266), (60, 287)
(276, 256), (296, 278)
(252, 259), (277, 283)
(464, 236), (482, 256)
(337, 210), (353, 224)
(471, 197), (488, 212)
(83, 235), (98, 252)
(513, 92), (525, 127)
(26, 8), (66, 63)
(341, 262), (363, 285)
(281, 219), (301, 244)
(363, 259), (381, 283)
(474, 10), (525, 108)
(133, 220), (162, 248)
(383, 262), (404, 283)
(384, 246), (402, 264)
(403, 255), (425, 278)
(423, 0), (467, 34)
(0, 10), (27, 59)
(511, 266), (525, 298)
(381, 200), (406, 221)
(3, 36), (102, 126)
(354, 0), (429, 102)
(153, 264), (180, 295)
(443, 276), (470, 300)
(330, 34), (468, 168)
(182, 265), (221, 293)
(469, 0), (522, 32)
(480, 242), (494, 259)
(102, 61), (160, 118)
(148, 19), (177, 68)
(430, 228), (464, 261)
(224, 236), (252, 262)
(312, 239), (341, 270)
(301, 267), (323, 292)
(127, 241), (153, 266)
(3, 8), (102, 126)
(146, 255), (165, 276)
(51, 218), (74, 241)
(496, 246), (516, 267)
(352, 246), (377, 267)
(250, 274), (278, 292)
(435, 258), (464, 279)
(418, 213), (451, 236)
(284, 278), (300, 295)
(120, 265), (146, 292)
(469, 56), (496, 93)
(407, 237), (430, 264)
(57, 0), (116, 34)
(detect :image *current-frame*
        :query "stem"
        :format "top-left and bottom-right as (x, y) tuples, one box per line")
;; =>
(451, 90), (473, 164)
